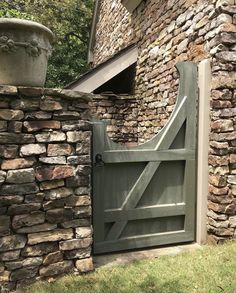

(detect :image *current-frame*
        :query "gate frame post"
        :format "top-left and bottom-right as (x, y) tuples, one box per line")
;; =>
(196, 59), (211, 244)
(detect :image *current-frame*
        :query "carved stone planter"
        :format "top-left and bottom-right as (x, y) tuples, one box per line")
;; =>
(0, 18), (53, 87)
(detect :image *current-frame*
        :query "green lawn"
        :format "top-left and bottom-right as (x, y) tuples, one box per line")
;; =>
(21, 241), (236, 293)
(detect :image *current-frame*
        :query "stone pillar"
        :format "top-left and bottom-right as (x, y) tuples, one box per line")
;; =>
(0, 86), (93, 291)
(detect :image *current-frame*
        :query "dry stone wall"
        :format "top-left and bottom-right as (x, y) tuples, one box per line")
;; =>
(90, 94), (138, 145)
(92, 0), (236, 242)
(0, 86), (93, 291)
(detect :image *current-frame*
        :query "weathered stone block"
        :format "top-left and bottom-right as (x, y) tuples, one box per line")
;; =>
(74, 206), (92, 218)
(8, 121), (23, 133)
(17, 223), (56, 234)
(76, 227), (92, 239)
(66, 175), (90, 188)
(209, 174), (227, 187)
(28, 229), (73, 245)
(216, 51), (236, 62)
(5, 257), (43, 271)
(0, 170), (6, 184)
(11, 98), (39, 110)
(59, 238), (92, 251)
(0, 270), (10, 282)
(212, 72), (236, 89)
(40, 179), (64, 191)
(10, 266), (39, 281)
(46, 208), (73, 224)
(43, 251), (63, 266)
(25, 111), (52, 120)
(207, 209), (228, 221)
(0, 85), (17, 95)
(227, 175), (236, 184)
(6, 168), (35, 184)
(47, 143), (74, 156)
(62, 121), (90, 131)
(67, 131), (91, 143)
(53, 111), (80, 120)
(12, 212), (45, 229)
(67, 196), (91, 207)
(208, 155), (228, 167)
(59, 219), (91, 229)
(0, 216), (10, 235)
(1, 158), (35, 170)
(75, 257), (93, 273)
(39, 156), (67, 165)
(0, 250), (20, 261)
(76, 142), (90, 155)
(39, 260), (73, 277)
(22, 242), (58, 257)
(0, 120), (7, 131)
(67, 155), (91, 165)
(207, 224), (234, 236)
(64, 247), (91, 260)
(40, 98), (63, 111)
(75, 187), (90, 195)
(211, 119), (234, 132)
(23, 121), (61, 132)
(0, 109), (24, 120)
(0, 183), (39, 195)
(0, 195), (24, 206)
(0, 145), (18, 159)
(20, 144), (46, 156)
(35, 131), (66, 142)
(35, 165), (74, 181)
(0, 133), (35, 144)
(44, 187), (73, 200)
(0, 235), (26, 252)
(25, 193), (44, 203)
(76, 165), (91, 176)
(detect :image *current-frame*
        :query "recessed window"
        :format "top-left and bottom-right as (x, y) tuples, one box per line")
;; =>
(94, 64), (136, 95)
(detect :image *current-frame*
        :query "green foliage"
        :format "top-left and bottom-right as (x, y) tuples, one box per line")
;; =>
(0, 0), (94, 88)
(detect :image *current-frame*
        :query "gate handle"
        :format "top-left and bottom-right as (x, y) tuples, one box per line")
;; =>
(95, 153), (105, 167)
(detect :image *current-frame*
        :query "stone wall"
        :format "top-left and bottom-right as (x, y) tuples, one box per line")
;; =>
(92, 0), (235, 142)
(90, 94), (138, 145)
(0, 86), (93, 291)
(92, 0), (236, 242)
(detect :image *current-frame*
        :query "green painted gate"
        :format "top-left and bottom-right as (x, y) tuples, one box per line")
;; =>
(92, 62), (198, 254)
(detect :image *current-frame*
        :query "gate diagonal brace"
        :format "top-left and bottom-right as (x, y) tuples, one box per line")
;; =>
(106, 97), (188, 241)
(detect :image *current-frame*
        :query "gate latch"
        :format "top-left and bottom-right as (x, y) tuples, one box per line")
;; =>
(95, 153), (105, 167)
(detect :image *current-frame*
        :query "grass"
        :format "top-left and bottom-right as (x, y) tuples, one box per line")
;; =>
(21, 241), (236, 293)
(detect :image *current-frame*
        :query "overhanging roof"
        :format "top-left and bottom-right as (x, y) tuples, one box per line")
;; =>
(66, 44), (138, 93)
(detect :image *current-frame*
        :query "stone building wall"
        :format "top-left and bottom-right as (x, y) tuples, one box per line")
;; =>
(0, 86), (93, 291)
(92, 0), (236, 242)
(90, 95), (138, 145)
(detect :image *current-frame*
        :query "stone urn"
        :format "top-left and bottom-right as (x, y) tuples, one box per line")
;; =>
(0, 18), (53, 87)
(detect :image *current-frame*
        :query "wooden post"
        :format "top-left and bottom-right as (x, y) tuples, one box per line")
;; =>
(197, 59), (211, 244)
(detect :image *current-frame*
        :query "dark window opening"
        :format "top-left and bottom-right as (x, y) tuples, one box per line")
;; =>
(93, 63), (136, 95)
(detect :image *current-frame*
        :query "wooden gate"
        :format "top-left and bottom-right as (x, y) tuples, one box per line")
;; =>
(92, 62), (198, 254)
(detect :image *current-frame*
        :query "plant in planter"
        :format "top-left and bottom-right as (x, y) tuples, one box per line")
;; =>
(0, 18), (53, 87)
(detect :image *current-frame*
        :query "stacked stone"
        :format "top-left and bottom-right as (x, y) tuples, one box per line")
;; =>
(207, 2), (236, 243)
(92, 0), (236, 241)
(0, 85), (93, 291)
(90, 94), (138, 144)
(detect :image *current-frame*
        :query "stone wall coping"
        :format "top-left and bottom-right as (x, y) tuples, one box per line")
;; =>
(0, 85), (94, 102)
